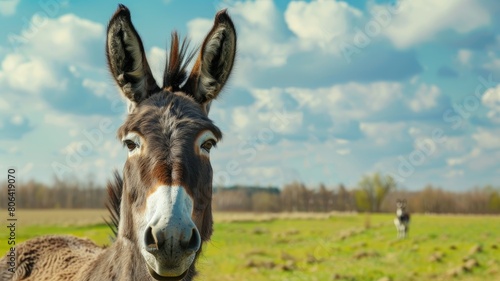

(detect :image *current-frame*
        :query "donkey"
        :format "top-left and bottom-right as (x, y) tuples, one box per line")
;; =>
(394, 199), (410, 239)
(0, 4), (236, 281)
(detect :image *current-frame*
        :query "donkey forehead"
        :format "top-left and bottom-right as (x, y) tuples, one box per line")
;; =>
(118, 92), (222, 140)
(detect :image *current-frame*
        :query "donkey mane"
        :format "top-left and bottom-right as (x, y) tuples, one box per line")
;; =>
(163, 33), (197, 92)
(104, 171), (123, 239)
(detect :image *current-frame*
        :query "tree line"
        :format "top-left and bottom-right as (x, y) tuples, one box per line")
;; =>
(1, 173), (499, 214)
(214, 175), (500, 214)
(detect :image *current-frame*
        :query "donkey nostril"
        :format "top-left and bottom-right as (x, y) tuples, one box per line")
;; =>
(144, 226), (158, 252)
(183, 228), (201, 253)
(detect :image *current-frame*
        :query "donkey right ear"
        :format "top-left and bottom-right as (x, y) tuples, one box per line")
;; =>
(106, 4), (159, 109)
(183, 10), (236, 108)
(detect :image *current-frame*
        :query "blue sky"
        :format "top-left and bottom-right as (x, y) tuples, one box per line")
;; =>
(0, 0), (499, 190)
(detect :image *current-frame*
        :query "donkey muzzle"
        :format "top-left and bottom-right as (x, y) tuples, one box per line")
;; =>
(142, 186), (201, 279)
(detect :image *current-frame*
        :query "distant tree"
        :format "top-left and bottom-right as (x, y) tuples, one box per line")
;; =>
(280, 182), (309, 212)
(354, 189), (370, 212)
(316, 183), (332, 212)
(251, 192), (280, 212)
(484, 185), (500, 213)
(335, 184), (355, 211)
(489, 191), (500, 212)
(415, 185), (457, 213)
(213, 189), (251, 211)
(355, 173), (396, 212)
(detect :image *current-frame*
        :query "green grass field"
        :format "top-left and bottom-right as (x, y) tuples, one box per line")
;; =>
(1, 211), (499, 281)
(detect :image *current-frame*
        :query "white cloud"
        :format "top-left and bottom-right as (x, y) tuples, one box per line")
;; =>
(10, 115), (24, 125)
(187, 18), (213, 46)
(8, 146), (19, 154)
(284, 82), (445, 126)
(231, 108), (251, 131)
(446, 128), (500, 172)
(285, 0), (363, 51)
(408, 126), (421, 137)
(0, 13), (105, 95)
(379, 0), (490, 49)
(482, 85), (500, 109)
(0, 53), (64, 93)
(0, 0), (20, 16)
(447, 158), (465, 167)
(408, 84), (440, 112)
(335, 138), (350, 145)
(286, 82), (403, 120)
(82, 79), (112, 98)
(245, 166), (286, 186)
(444, 169), (464, 178)
(228, 88), (303, 137)
(20, 14), (104, 65)
(446, 147), (481, 167)
(441, 136), (468, 153)
(22, 162), (34, 177)
(230, 88), (304, 136)
(95, 158), (106, 168)
(43, 113), (78, 128)
(98, 140), (122, 159)
(61, 141), (82, 154)
(231, 0), (294, 67)
(336, 148), (351, 155)
(251, 88), (288, 110)
(483, 58), (500, 73)
(147, 46), (167, 86)
(0, 98), (9, 110)
(469, 150), (500, 171)
(360, 122), (407, 146)
(482, 84), (500, 123)
(457, 49), (472, 65)
(409, 76), (420, 85)
(446, 145), (499, 173)
(472, 128), (500, 150)
(68, 65), (80, 77)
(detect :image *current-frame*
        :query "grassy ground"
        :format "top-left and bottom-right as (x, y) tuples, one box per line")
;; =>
(1, 210), (499, 281)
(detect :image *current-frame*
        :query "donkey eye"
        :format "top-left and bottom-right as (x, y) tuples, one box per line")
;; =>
(201, 140), (216, 153)
(124, 140), (138, 151)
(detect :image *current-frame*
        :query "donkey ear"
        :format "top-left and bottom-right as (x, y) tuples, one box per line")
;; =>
(184, 10), (236, 106)
(106, 5), (159, 109)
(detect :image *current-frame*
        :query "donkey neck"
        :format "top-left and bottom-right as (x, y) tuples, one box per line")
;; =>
(396, 208), (404, 217)
(83, 184), (156, 280)
(77, 237), (149, 281)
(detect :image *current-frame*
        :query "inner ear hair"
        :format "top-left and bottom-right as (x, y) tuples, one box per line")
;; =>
(106, 5), (159, 106)
(184, 9), (237, 105)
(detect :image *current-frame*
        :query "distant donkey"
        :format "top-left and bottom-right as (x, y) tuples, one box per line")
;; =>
(394, 199), (410, 239)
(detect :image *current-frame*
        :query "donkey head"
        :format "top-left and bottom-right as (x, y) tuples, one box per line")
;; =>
(396, 199), (407, 207)
(396, 199), (407, 213)
(106, 5), (236, 280)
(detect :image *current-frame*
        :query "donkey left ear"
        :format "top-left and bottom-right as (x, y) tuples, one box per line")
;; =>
(106, 4), (159, 110)
(184, 10), (236, 108)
